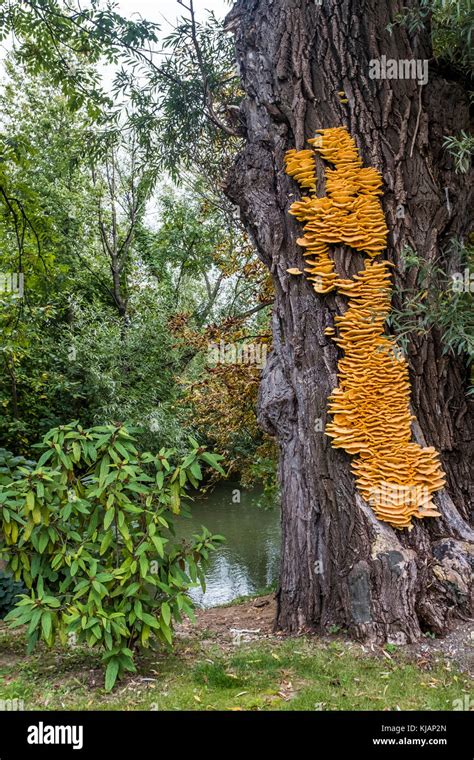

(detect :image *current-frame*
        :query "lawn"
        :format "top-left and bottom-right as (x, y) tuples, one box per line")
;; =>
(0, 621), (470, 711)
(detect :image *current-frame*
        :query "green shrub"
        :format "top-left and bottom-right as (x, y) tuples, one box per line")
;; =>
(0, 448), (35, 485)
(0, 570), (25, 619)
(0, 422), (225, 690)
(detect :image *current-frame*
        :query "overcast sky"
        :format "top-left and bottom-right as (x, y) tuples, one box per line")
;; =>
(115, 0), (232, 29)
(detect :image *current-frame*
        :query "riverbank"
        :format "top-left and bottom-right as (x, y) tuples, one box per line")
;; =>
(0, 595), (471, 711)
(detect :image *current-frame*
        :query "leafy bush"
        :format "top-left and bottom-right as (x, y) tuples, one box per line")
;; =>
(0, 422), (225, 690)
(0, 448), (35, 485)
(0, 571), (25, 619)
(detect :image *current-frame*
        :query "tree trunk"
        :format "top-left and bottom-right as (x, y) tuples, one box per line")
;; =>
(224, 0), (473, 643)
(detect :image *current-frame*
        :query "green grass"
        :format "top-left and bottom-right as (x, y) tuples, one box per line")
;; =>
(0, 625), (470, 711)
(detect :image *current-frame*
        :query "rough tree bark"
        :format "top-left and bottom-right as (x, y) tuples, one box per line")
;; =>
(224, 0), (473, 643)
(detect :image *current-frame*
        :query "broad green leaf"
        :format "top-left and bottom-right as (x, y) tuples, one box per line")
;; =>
(104, 507), (115, 531)
(160, 617), (173, 645)
(99, 455), (110, 487)
(105, 658), (120, 692)
(151, 535), (164, 558)
(170, 481), (180, 514)
(100, 530), (113, 555)
(44, 597), (61, 608)
(140, 612), (161, 630)
(161, 601), (171, 627)
(37, 450), (54, 467)
(139, 555), (149, 577)
(200, 451), (226, 475)
(190, 461), (202, 480)
(41, 611), (52, 641)
(124, 582), (140, 597)
(38, 532), (49, 554)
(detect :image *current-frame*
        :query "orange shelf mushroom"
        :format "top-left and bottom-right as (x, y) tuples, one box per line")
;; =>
(285, 127), (445, 529)
(284, 149), (317, 192)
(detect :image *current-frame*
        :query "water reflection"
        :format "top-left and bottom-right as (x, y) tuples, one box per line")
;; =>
(175, 484), (280, 608)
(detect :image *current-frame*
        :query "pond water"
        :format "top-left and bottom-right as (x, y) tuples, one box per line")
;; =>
(176, 484), (281, 608)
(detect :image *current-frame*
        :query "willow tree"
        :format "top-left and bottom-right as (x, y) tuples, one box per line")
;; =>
(223, 0), (473, 641)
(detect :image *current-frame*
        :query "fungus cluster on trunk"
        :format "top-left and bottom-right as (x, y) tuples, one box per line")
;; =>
(285, 127), (445, 529)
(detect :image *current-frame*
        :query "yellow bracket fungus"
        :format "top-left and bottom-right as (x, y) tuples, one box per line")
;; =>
(284, 149), (317, 193)
(285, 126), (445, 529)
